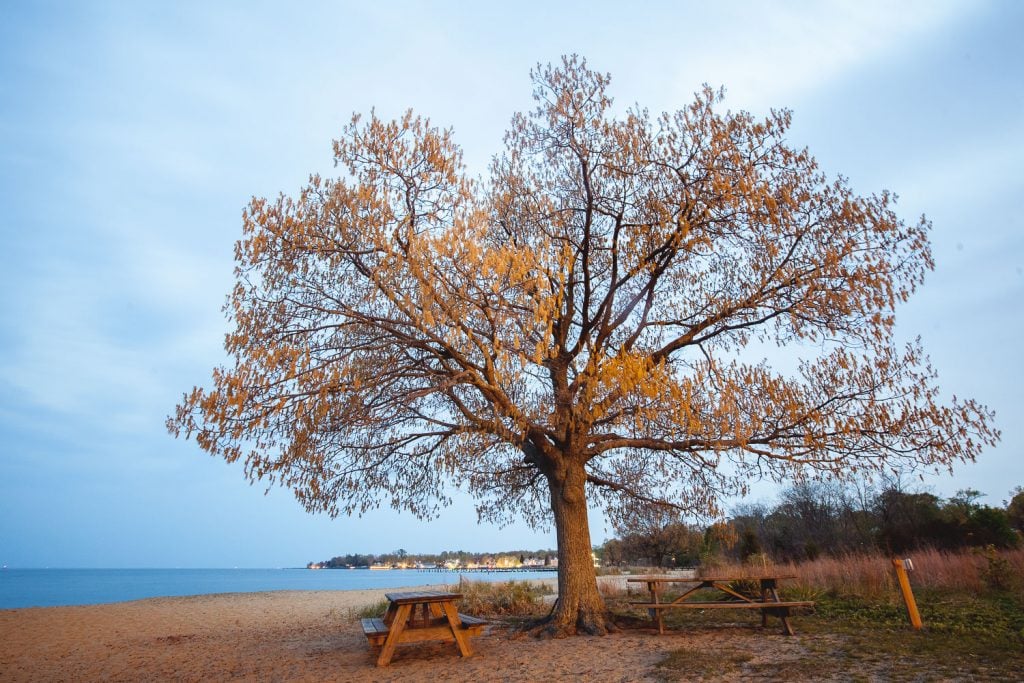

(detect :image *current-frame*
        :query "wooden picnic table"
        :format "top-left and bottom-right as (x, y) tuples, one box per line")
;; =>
(360, 590), (487, 667)
(626, 575), (814, 635)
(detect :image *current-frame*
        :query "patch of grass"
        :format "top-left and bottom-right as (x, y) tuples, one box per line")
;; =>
(349, 598), (389, 620)
(811, 588), (1024, 640)
(614, 585), (1024, 680)
(809, 591), (1023, 679)
(798, 591), (1024, 680)
(454, 580), (552, 617)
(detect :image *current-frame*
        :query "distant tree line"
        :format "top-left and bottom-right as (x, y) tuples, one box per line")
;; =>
(307, 548), (557, 569)
(597, 483), (1024, 567)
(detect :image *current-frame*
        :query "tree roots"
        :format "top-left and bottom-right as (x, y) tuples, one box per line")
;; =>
(527, 605), (620, 638)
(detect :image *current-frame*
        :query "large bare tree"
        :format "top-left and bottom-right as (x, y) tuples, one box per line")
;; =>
(170, 56), (997, 635)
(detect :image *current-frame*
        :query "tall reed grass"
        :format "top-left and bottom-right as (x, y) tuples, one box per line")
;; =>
(702, 547), (1024, 601)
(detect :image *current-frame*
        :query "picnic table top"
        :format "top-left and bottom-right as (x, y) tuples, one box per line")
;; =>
(626, 574), (797, 583)
(384, 590), (463, 604)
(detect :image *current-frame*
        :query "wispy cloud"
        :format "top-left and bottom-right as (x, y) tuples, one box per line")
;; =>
(671, 0), (973, 109)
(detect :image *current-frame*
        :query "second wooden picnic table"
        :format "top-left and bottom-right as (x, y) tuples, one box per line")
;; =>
(626, 575), (814, 635)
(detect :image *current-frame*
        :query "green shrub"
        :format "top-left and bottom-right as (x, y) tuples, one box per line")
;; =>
(725, 578), (762, 599)
(355, 598), (390, 619)
(979, 544), (1016, 591)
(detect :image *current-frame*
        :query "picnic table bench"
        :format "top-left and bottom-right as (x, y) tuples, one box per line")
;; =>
(360, 591), (488, 667)
(627, 575), (814, 635)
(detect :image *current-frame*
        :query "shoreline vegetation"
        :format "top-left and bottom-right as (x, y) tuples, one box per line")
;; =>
(3, 548), (1022, 680)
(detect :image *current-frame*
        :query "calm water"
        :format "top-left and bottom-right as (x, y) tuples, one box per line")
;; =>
(0, 568), (558, 609)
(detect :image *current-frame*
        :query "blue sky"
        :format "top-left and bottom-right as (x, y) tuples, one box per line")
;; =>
(1, 1), (1021, 568)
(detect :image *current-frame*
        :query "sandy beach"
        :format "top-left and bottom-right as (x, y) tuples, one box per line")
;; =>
(0, 584), (817, 682)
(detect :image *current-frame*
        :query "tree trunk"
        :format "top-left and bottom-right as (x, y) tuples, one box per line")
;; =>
(542, 461), (615, 636)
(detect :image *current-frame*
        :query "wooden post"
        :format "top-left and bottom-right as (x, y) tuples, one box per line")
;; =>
(892, 558), (922, 630)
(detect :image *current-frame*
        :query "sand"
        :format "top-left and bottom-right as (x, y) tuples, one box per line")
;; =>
(0, 585), (813, 682)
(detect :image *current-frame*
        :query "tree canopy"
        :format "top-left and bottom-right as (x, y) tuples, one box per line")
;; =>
(170, 56), (997, 634)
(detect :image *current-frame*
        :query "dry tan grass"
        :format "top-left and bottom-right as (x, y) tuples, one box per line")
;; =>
(701, 547), (1024, 599)
(452, 579), (554, 617)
